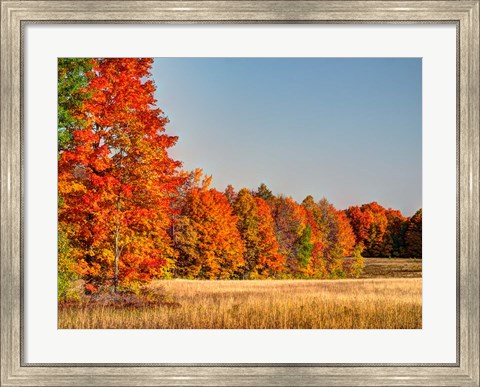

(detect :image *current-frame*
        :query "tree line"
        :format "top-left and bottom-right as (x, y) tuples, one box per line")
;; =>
(58, 58), (422, 295)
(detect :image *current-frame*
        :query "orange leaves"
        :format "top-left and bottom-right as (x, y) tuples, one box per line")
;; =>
(82, 58), (172, 142)
(300, 197), (355, 277)
(175, 186), (245, 279)
(345, 202), (416, 258)
(231, 189), (284, 279)
(58, 58), (422, 293)
(58, 58), (183, 290)
(335, 209), (356, 258)
(254, 197), (285, 277)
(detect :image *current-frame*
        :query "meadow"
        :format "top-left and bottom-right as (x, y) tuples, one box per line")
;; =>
(58, 258), (422, 329)
(344, 257), (422, 278)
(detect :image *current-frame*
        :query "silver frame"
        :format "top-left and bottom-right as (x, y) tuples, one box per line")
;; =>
(1, 1), (478, 386)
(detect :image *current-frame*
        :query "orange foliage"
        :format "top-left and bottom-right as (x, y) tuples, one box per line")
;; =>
(232, 189), (284, 278)
(335, 210), (356, 258)
(58, 58), (182, 290)
(302, 196), (327, 277)
(254, 197), (285, 278)
(302, 196), (355, 277)
(58, 59), (422, 290)
(175, 184), (245, 279)
(346, 202), (410, 257)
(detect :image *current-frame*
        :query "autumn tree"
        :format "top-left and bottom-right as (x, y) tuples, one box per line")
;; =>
(349, 244), (365, 278)
(253, 197), (285, 278)
(58, 58), (93, 152)
(335, 209), (356, 258)
(345, 202), (389, 257)
(345, 202), (415, 258)
(362, 202), (389, 257)
(58, 224), (81, 301)
(270, 196), (310, 276)
(224, 184), (237, 204)
(300, 196), (356, 278)
(301, 195), (327, 277)
(232, 189), (260, 278)
(382, 209), (408, 257)
(405, 209), (422, 258)
(315, 198), (353, 277)
(232, 189), (283, 278)
(58, 58), (94, 298)
(58, 58), (182, 292)
(174, 176), (245, 279)
(58, 59), (419, 288)
(344, 205), (370, 246)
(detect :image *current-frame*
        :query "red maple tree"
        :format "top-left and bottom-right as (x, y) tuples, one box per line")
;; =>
(58, 58), (182, 292)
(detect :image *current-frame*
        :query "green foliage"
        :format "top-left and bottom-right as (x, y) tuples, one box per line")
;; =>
(57, 57), (422, 296)
(255, 183), (274, 202)
(316, 198), (347, 277)
(58, 230), (82, 301)
(58, 58), (93, 298)
(57, 58), (93, 152)
(233, 189), (261, 277)
(350, 244), (365, 278)
(58, 58), (94, 301)
(330, 269), (347, 279)
(295, 224), (313, 267)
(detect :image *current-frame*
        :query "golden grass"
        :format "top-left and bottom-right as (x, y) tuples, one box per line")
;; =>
(59, 278), (422, 329)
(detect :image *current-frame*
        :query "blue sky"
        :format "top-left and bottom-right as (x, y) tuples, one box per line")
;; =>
(152, 58), (421, 217)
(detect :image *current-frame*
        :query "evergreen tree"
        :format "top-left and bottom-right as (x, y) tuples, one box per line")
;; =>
(295, 224), (314, 268)
(255, 183), (274, 202)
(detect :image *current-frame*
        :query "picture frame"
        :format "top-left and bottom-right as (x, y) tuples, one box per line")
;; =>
(1, 1), (478, 385)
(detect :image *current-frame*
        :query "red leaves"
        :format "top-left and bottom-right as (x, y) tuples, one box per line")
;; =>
(59, 58), (183, 289)
(59, 58), (422, 292)
(345, 202), (415, 258)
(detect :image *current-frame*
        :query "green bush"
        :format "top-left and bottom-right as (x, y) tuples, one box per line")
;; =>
(350, 245), (365, 278)
(58, 231), (82, 301)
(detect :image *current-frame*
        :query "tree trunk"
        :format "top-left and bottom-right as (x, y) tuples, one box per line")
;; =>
(114, 223), (119, 293)
(113, 195), (122, 293)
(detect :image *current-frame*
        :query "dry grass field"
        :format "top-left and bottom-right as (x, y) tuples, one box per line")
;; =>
(353, 257), (422, 278)
(59, 259), (422, 329)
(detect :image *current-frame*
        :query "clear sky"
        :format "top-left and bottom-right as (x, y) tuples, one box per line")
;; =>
(152, 58), (422, 217)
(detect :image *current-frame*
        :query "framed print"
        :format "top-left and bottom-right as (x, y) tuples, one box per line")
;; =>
(1, 1), (478, 386)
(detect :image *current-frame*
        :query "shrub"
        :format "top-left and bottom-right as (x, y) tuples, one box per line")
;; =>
(350, 244), (365, 278)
